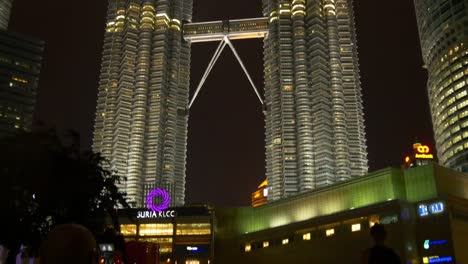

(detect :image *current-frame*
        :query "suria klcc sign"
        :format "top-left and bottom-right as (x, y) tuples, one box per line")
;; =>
(137, 188), (176, 219)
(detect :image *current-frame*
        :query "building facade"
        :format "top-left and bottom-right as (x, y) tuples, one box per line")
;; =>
(94, 0), (368, 206)
(118, 206), (214, 264)
(262, 0), (367, 200)
(0, 0), (12, 30)
(414, 0), (468, 172)
(93, 0), (193, 206)
(117, 165), (468, 264)
(215, 164), (468, 264)
(0, 31), (44, 138)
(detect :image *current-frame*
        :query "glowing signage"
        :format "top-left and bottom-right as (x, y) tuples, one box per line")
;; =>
(423, 240), (448, 250)
(429, 202), (444, 214)
(416, 145), (430, 154)
(415, 153), (434, 159)
(146, 188), (170, 212)
(413, 143), (434, 159)
(186, 246), (198, 251)
(419, 205), (429, 216)
(136, 210), (176, 219)
(422, 256), (453, 263)
(419, 202), (444, 217)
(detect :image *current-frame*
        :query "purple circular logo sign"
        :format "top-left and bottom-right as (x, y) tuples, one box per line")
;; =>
(146, 188), (170, 212)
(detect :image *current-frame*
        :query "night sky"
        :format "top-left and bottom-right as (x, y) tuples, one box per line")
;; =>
(8, 0), (434, 206)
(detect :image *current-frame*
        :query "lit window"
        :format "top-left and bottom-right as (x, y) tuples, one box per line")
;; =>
(120, 224), (137, 236)
(263, 241), (269, 248)
(282, 238), (289, 245)
(326, 229), (334, 237)
(139, 223), (173, 236)
(302, 233), (311, 240)
(139, 237), (172, 253)
(11, 76), (29, 84)
(282, 85), (293, 91)
(176, 223), (211, 235)
(245, 243), (251, 252)
(351, 224), (361, 232)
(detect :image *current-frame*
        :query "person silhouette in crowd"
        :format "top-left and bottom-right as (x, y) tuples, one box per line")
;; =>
(40, 224), (97, 264)
(362, 223), (401, 264)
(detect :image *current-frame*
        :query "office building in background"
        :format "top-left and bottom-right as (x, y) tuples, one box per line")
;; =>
(414, 0), (468, 172)
(0, 31), (44, 137)
(0, 0), (12, 30)
(94, 0), (368, 206)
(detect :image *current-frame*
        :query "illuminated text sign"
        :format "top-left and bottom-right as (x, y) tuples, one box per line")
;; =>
(422, 256), (453, 263)
(136, 210), (176, 219)
(419, 202), (444, 217)
(415, 153), (434, 159)
(423, 239), (448, 250)
(186, 246), (198, 251)
(414, 144), (434, 159)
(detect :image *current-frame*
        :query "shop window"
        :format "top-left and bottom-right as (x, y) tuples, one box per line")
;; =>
(244, 243), (251, 252)
(139, 223), (173, 236)
(120, 224), (137, 236)
(351, 223), (361, 232)
(176, 223), (211, 235)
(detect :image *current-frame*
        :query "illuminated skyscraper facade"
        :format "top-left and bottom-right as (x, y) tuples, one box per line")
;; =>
(0, 32), (44, 138)
(93, 0), (192, 206)
(262, 0), (367, 200)
(94, 0), (368, 206)
(0, 0), (12, 30)
(414, 0), (468, 172)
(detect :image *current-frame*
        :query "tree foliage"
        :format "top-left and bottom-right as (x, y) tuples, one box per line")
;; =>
(0, 130), (129, 252)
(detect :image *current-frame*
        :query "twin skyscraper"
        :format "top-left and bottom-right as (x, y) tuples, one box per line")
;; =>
(93, 0), (368, 207)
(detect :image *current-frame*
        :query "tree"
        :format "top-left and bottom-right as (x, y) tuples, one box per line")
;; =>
(0, 129), (129, 261)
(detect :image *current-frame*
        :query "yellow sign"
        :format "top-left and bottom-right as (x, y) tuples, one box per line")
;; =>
(415, 153), (434, 159)
(416, 145), (430, 154)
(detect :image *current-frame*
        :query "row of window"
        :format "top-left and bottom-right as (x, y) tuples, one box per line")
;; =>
(120, 223), (211, 237)
(244, 220), (377, 253)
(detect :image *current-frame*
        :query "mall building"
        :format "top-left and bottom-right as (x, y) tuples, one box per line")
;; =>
(119, 164), (468, 264)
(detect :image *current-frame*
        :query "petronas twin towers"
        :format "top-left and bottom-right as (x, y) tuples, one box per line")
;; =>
(93, 0), (368, 207)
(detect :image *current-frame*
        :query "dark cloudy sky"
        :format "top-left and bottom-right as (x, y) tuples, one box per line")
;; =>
(8, 0), (434, 206)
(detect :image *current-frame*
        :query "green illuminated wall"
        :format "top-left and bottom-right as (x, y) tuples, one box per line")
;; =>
(216, 164), (468, 237)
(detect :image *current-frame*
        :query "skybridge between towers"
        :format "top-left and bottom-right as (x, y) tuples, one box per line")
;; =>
(183, 17), (269, 43)
(183, 17), (269, 109)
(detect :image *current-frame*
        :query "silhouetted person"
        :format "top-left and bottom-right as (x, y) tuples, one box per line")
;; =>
(362, 224), (401, 264)
(40, 224), (97, 264)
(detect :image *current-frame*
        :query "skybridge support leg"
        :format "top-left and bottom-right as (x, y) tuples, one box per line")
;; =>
(188, 36), (264, 109)
(224, 36), (264, 106)
(189, 40), (227, 109)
